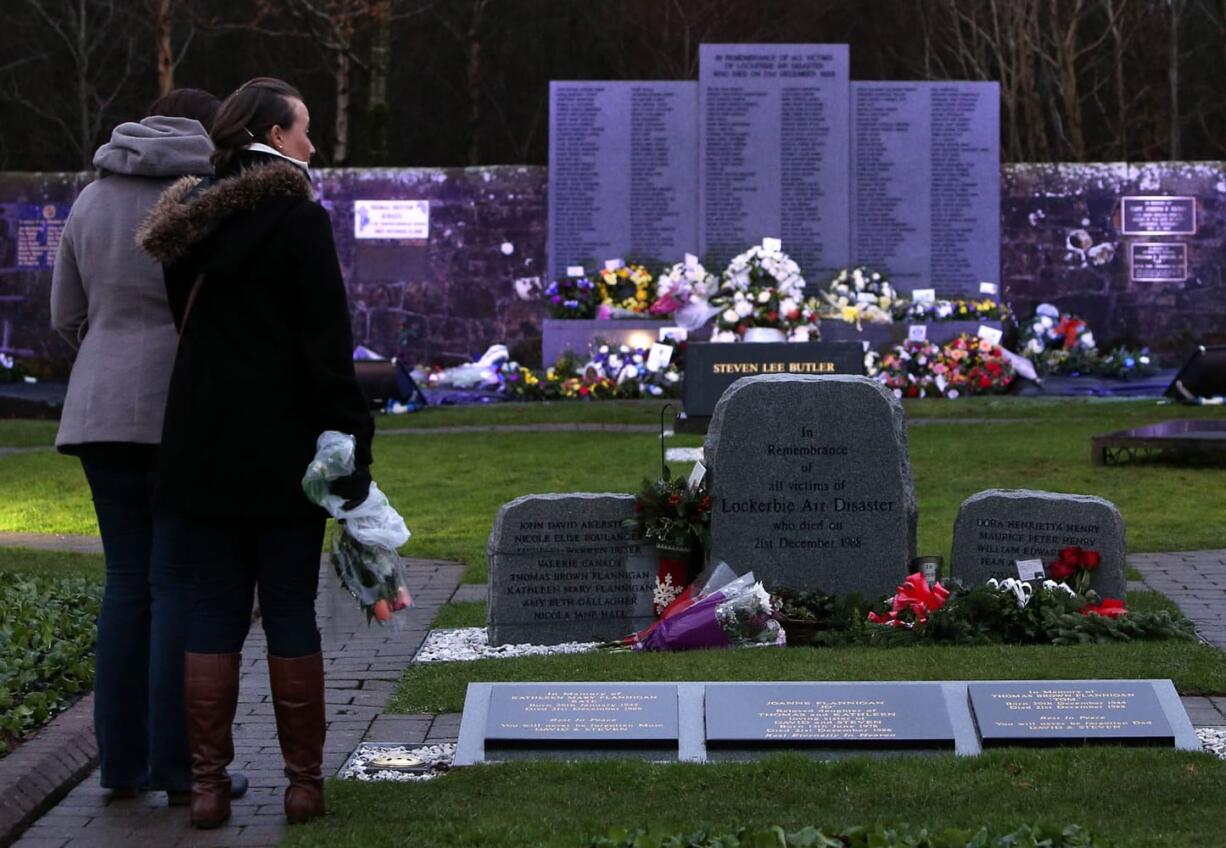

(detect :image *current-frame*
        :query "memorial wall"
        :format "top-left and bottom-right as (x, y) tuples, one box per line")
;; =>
(1, 164), (1224, 377)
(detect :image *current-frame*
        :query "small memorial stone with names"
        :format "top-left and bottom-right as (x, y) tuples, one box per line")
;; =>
(969, 682), (1175, 746)
(705, 683), (954, 749)
(485, 683), (679, 751)
(705, 375), (917, 595)
(951, 489), (1126, 598)
(487, 494), (656, 646)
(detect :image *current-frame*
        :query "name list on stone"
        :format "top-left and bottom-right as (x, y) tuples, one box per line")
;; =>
(699, 44), (849, 278)
(972, 516), (1100, 572)
(548, 81), (697, 279)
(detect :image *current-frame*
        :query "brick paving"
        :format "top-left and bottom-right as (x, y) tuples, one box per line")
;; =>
(11, 558), (462, 848)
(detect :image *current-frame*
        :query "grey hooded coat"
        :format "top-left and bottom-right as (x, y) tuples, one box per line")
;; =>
(52, 116), (213, 450)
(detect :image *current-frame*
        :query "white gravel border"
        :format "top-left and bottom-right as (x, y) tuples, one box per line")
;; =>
(414, 626), (601, 663)
(1198, 727), (1226, 759)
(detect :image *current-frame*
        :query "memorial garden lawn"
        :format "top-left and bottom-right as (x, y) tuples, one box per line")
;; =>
(2, 398), (1226, 846)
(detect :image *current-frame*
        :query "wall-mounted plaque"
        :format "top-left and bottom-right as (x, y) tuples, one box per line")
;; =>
(1130, 242), (1188, 282)
(484, 683), (679, 748)
(353, 200), (430, 240)
(969, 681), (1175, 746)
(1120, 196), (1196, 235)
(699, 44), (850, 280)
(548, 81), (698, 280)
(704, 683), (955, 748)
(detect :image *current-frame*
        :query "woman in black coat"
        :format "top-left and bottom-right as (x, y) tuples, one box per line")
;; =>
(139, 77), (373, 829)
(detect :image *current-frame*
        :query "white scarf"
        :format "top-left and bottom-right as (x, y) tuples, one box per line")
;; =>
(243, 142), (310, 172)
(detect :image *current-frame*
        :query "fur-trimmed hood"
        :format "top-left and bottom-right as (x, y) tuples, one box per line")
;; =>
(137, 160), (313, 264)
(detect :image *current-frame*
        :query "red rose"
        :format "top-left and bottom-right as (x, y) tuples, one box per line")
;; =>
(766, 311), (779, 322)
(906, 386), (919, 398)
(1058, 546), (1082, 567)
(1048, 560), (1075, 581)
(978, 375), (991, 389)
(787, 309), (800, 321)
(986, 361), (1001, 376)
(1080, 550), (1101, 570)
(667, 494), (681, 507)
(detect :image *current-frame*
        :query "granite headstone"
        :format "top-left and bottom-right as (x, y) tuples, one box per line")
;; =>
(969, 681), (1175, 746)
(548, 81), (698, 280)
(699, 44), (850, 279)
(486, 493), (656, 646)
(950, 489), (1126, 597)
(705, 374), (917, 595)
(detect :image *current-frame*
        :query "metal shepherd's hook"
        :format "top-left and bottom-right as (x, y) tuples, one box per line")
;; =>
(659, 403), (675, 481)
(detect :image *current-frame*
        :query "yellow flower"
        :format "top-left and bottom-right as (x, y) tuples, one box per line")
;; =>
(841, 306), (860, 323)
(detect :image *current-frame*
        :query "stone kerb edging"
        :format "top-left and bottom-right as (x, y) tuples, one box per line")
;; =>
(0, 694), (97, 847)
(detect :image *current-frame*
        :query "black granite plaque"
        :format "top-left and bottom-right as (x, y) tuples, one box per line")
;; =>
(699, 44), (849, 280)
(682, 341), (865, 418)
(548, 81), (698, 280)
(1130, 242), (1188, 282)
(850, 83), (1000, 296)
(485, 683), (679, 749)
(705, 683), (954, 748)
(969, 682), (1175, 746)
(1120, 196), (1196, 235)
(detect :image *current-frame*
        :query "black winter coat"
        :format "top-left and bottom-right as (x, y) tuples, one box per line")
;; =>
(139, 151), (373, 520)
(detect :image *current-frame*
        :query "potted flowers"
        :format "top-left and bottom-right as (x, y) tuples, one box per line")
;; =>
(623, 472), (711, 614)
(708, 243), (817, 342)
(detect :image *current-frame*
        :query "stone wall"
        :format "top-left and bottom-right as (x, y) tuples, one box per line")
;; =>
(1, 161), (1222, 377)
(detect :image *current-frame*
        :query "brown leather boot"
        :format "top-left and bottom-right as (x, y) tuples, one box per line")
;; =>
(184, 652), (241, 829)
(268, 652), (326, 824)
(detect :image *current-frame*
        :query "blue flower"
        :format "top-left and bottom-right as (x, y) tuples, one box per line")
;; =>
(1124, 357), (1135, 368)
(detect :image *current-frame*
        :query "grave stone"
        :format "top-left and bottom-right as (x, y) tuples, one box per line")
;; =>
(950, 489), (1126, 597)
(969, 681), (1176, 746)
(486, 493), (656, 646)
(705, 374), (917, 595)
(483, 683), (679, 759)
(704, 682), (956, 753)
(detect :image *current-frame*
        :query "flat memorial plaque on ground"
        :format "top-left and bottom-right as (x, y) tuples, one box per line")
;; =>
(950, 489), (1126, 597)
(969, 682), (1175, 746)
(486, 493), (656, 646)
(484, 683), (679, 757)
(704, 683), (955, 753)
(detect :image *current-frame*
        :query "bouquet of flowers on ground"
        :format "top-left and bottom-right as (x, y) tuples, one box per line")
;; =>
(302, 431), (413, 625)
(629, 569), (783, 651)
(1047, 545), (1101, 596)
(1019, 303), (1098, 375)
(544, 274), (599, 319)
(875, 339), (946, 399)
(583, 341), (682, 399)
(1089, 346), (1160, 380)
(650, 258), (720, 330)
(596, 263), (654, 315)
(708, 244), (816, 342)
(895, 297), (1010, 323)
(942, 334), (1016, 396)
(819, 266), (900, 327)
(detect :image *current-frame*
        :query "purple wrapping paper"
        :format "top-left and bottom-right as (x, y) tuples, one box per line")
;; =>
(636, 591), (733, 651)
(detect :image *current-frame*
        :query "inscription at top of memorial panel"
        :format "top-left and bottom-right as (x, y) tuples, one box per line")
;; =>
(699, 44), (849, 280)
(548, 81), (698, 280)
(968, 682), (1175, 745)
(485, 683), (679, 745)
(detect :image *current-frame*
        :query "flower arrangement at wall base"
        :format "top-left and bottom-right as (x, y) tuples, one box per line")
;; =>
(874, 334), (1015, 399)
(596, 262), (655, 316)
(819, 266), (901, 327)
(544, 274), (599, 319)
(942, 334), (1015, 395)
(875, 339), (947, 399)
(649, 258), (720, 330)
(500, 339), (683, 401)
(708, 244), (817, 342)
(1021, 303), (1159, 378)
(894, 297), (1010, 323)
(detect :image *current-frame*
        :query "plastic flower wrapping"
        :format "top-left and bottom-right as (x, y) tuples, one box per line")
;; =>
(631, 570), (783, 651)
(650, 259), (721, 330)
(543, 275), (599, 319)
(302, 431), (413, 626)
(596, 263), (655, 314)
(708, 244), (817, 342)
(819, 265), (900, 327)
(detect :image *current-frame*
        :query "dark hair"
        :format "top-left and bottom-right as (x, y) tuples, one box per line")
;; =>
(144, 88), (221, 130)
(209, 77), (303, 169)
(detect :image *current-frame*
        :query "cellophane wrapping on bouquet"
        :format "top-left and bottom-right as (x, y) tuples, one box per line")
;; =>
(302, 430), (414, 626)
(633, 569), (784, 651)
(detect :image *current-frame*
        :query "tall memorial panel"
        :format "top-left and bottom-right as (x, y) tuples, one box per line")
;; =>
(851, 82), (999, 296)
(699, 44), (850, 280)
(548, 82), (698, 280)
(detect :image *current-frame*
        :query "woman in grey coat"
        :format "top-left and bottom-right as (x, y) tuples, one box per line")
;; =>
(51, 89), (244, 803)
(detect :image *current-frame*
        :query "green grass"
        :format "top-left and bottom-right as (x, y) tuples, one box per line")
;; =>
(284, 750), (1226, 848)
(390, 640), (1226, 715)
(0, 546), (103, 579)
(0, 419), (59, 448)
(1, 400), (1224, 582)
(430, 601), (486, 629)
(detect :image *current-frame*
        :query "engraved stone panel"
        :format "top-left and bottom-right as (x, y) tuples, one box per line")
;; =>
(969, 681), (1174, 746)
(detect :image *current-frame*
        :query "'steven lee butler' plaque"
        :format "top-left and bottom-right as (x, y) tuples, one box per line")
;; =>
(484, 683), (679, 748)
(704, 683), (955, 748)
(968, 682), (1176, 746)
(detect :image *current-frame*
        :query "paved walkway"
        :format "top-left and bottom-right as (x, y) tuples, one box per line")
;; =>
(12, 558), (462, 848)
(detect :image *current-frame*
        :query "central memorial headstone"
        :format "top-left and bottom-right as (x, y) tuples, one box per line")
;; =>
(486, 493), (656, 646)
(705, 374), (917, 595)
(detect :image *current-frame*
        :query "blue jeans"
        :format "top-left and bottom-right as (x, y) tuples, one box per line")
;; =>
(84, 463), (192, 792)
(155, 512), (326, 658)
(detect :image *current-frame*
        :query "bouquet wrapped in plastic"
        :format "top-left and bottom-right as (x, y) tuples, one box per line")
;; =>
(632, 567), (784, 651)
(302, 431), (413, 625)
